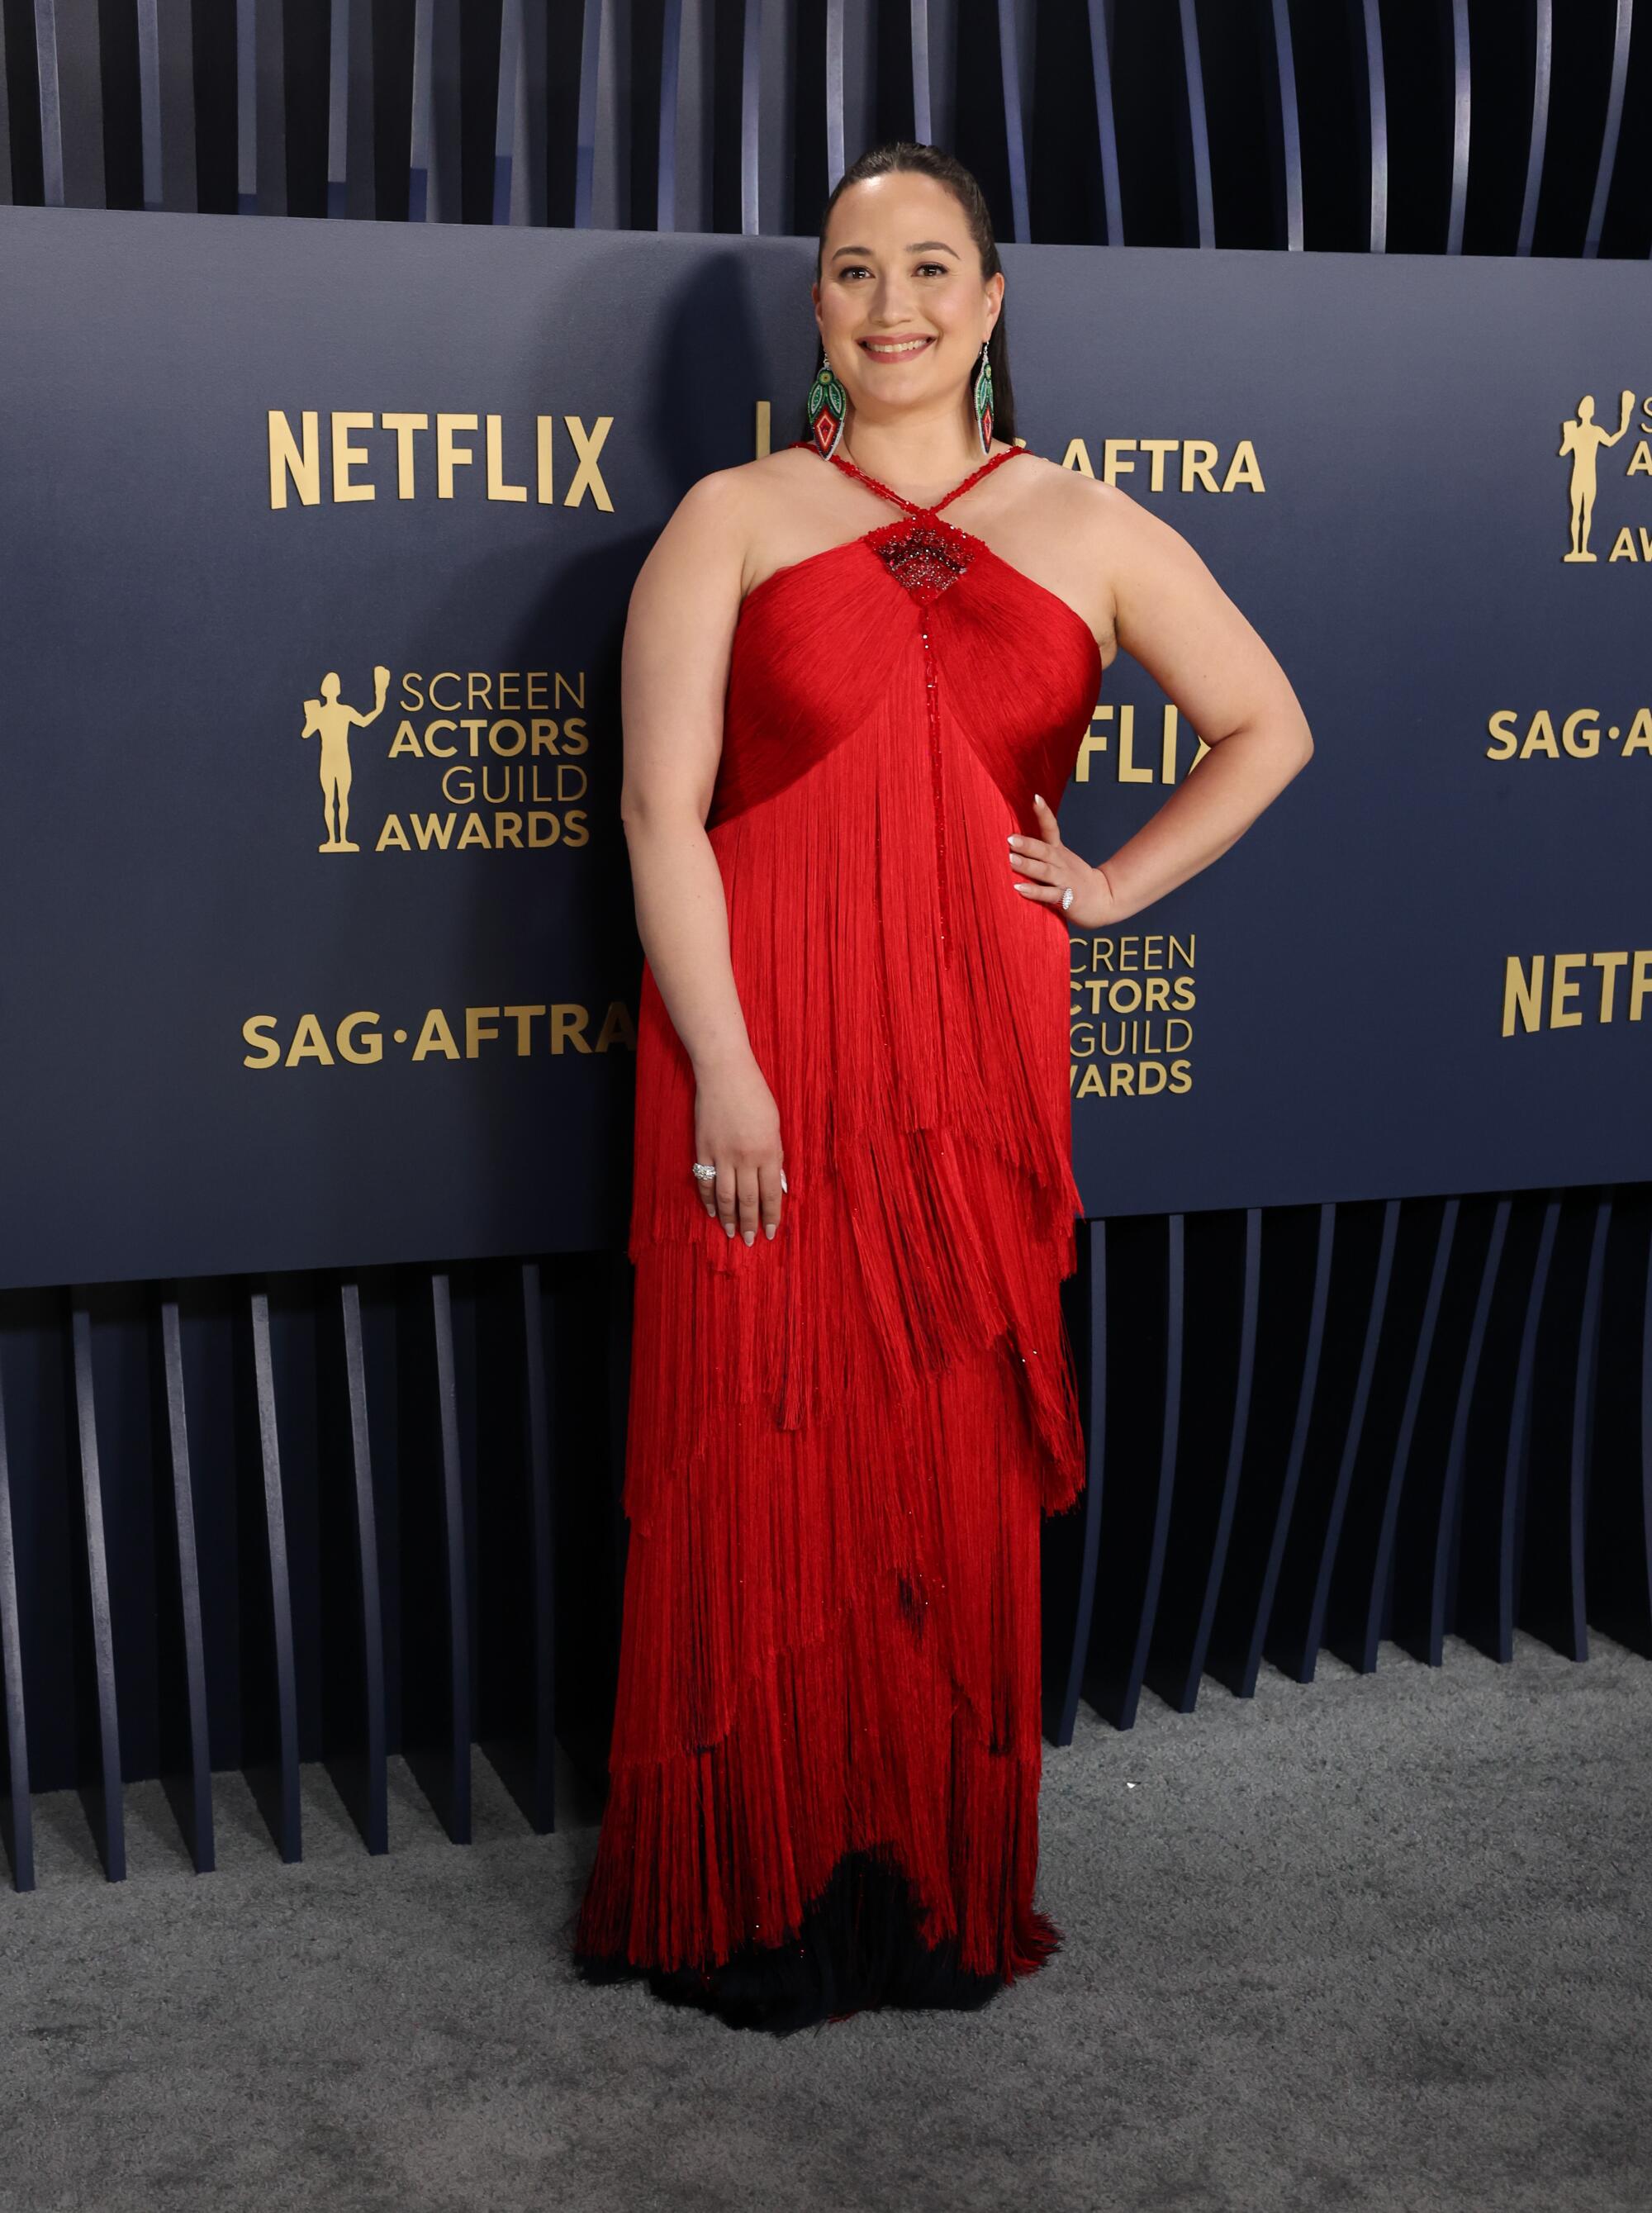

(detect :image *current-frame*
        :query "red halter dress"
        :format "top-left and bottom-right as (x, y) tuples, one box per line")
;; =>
(572, 438), (1103, 2030)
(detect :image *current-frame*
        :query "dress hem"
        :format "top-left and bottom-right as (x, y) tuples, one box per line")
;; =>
(571, 1845), (1062, 2036)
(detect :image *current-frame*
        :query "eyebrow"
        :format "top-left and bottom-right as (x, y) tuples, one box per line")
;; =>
(829, 240), (960, 259)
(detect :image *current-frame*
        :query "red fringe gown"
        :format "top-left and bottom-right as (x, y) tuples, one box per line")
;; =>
(572, 438), (1103, 2030)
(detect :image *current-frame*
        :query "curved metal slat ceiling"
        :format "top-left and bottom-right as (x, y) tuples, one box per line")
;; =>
(7, 0), (1641, 249)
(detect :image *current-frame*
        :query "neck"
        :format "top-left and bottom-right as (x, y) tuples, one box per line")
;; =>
(835, 410), (995, 495)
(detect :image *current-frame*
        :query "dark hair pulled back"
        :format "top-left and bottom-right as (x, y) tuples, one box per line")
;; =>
(803, 142), (1018, 449)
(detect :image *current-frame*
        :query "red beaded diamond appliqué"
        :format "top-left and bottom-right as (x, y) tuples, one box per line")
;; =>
(864, 515), (977, 605)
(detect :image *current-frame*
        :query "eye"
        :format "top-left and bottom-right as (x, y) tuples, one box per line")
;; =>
(916, 261), (950, 277)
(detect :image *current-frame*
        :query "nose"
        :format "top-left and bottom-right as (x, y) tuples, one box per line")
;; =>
(865, 270), (920, 324)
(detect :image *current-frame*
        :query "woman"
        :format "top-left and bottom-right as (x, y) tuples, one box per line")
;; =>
(572, 142), (1313, 2033)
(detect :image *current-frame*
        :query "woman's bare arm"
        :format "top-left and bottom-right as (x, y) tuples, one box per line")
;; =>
(1009, 491), (1315, 928)
(619, 468), (787, 1244)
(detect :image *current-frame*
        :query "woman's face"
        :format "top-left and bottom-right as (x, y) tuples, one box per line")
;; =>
(812, 172), (1003, 426)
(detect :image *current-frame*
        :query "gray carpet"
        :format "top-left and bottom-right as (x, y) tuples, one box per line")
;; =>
(3, 1632), (1649, 2213)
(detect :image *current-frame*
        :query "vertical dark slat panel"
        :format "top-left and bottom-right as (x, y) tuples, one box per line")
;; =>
(1123, 1213), (1184, 1724)
(68, 1293), (125, 1878)
(1515, 0), (1552, 256)
(254, 0), (287, 214)
(1639, 1215), (1652, 1633)
(1175, 0), (1213, 247)
(403, 1271), (472, 1842)
(1588, 1197), (1652, 1648)
(1582, 0), (1632, 259)
(410, 0), (463, 223)
(1084, 0), (1123, 245)
(1568, 1200), (1612, 1648)
(349, 1273), (402, 1766)
(671, 0), (715, 232)
(826, 0), (846, 183)
(235, 0), (256, 211)
(135, 0), (162, 208)
(243, 1285), (301, 1859)
(1043, 1222), (1104, 1747)
(150, 0), (200, 211)
(1165, 1209), (1261, 1711)
(1426, 1197), (1510, 1663)
(1516, 1195), (1596, 1653)
(841, 0), (874, 183)
(0, 1299), (75, 1799)
(1289, 1199), (1400, 1682)
(322, 0), (382, 221)
(1267, 0), (1302, 249)
(520, 0), (553, 226)
(476, 1262), (558, 1828)
(1352, 0), (1385, 252)
(756, 0), (793, 234)
(1494, 1196), (1561, 1659)
(826, 0), (873, 189)
(997, 0), (1032, 242)
(324, 1280), (387, 1853)
(35, 0), (106, 207)
(516, 0), (549, 226)
(344, 0), (380, 217)
(603, 1250), (634, 1617)
(156, 1293), (215, 1872)
(409, 0), (431, 220)
(1445, 0), (1469, 254)
(739, 0), (760, 231)
(492, 0), (520, 222)
(325, 0), (348, 214)
(572, 0), (604, 225)
(657, 0), (683, 222)
(1355, 1199), (1459, 1672)
(1084, 1216), (1184, 1730)
(911, 0), (958, 164)
(551, 1251), (631, 1786)
(520, 1261), (556, 1827)
(0, 4), (13, 206)
(0, 1359), (35, 1890)
(910, 0), (933, 143)
(1233, 1203), (1334, 1696)
(436, 1270), (472, 1839)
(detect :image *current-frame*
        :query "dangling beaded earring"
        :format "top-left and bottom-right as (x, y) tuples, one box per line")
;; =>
(805, 346), (848, 458)
(971, 339), (995, 454)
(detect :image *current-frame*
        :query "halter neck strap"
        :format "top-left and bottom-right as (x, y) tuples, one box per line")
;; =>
(793, 435), (1025, 517)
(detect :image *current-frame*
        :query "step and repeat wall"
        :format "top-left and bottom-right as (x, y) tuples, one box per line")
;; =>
(1, 205), (1647, 1291)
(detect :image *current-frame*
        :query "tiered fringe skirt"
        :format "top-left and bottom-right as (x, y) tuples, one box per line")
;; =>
(572, 697), (1087, 2032)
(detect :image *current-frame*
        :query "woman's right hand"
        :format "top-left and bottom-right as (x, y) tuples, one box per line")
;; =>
(693, 1058), (786, 1243)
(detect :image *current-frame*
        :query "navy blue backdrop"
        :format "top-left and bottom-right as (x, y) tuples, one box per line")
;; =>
(1, 203), (1648, 1289)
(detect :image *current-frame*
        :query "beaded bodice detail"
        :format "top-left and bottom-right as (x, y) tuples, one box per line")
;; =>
(865, 517), (976, 600)
(810, 438), (1025, 607)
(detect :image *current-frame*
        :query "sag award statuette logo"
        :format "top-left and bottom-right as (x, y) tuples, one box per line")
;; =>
(1559, 391), (1636, 562)
(301, 664), (392, 852)
(291, 663), (591, 856)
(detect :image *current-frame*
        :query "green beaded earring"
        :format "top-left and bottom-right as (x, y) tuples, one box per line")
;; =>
(971, 340), (995, 454)
(806, 346), (848, 458)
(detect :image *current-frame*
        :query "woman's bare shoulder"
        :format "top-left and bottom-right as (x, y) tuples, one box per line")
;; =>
(645, 447), (820, 582)
(667, 444), (822, 528)
(1004, 449), (1207, 629)
(1004, 446), (1137, 536)
(1030, 454), (1213, 573)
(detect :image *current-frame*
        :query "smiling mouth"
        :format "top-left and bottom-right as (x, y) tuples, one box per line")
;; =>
(858, 335), (935, 360)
